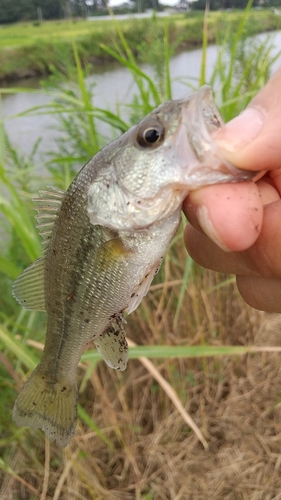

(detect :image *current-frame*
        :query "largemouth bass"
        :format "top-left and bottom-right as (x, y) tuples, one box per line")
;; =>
(12, 86), (254, 447)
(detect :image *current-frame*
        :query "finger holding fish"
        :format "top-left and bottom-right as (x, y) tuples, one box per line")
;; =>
(183, 69), (281, 311)
(183, 181), (263, 253)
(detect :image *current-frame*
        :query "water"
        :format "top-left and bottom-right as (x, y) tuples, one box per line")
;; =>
(2, 30), (281, 162)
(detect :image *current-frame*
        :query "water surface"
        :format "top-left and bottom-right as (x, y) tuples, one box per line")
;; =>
(2, 30), (281, 161)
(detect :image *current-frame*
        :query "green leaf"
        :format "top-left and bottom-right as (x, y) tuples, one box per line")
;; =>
(0, 257), (20, 280)
(81, 344), (261, 363)
(0, 326), (38, 371)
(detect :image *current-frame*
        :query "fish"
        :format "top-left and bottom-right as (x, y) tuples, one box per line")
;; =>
(12, 86), (254, 447)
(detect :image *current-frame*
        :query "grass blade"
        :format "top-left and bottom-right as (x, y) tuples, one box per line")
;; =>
(82, 343), (278, 362)
(199, 0), (209, 87)
(164, 21), (172, 101)
(78, 406), (114, 449)
(0, 325), (38, 371)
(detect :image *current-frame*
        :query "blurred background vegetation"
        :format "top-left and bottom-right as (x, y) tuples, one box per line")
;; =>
(0, 7), (280, 82)
(0, 0), (281, 24)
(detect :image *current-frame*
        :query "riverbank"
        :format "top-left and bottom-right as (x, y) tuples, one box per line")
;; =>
(0, 9), (280, 83)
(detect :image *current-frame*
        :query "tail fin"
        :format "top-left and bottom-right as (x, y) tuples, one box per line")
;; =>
(13, 366), (77, 447)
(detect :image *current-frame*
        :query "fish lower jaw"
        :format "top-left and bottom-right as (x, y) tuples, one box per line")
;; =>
(180, 163), (256, 190)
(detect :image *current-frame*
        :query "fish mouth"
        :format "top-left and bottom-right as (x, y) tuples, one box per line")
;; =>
(177, 86), (257, 187)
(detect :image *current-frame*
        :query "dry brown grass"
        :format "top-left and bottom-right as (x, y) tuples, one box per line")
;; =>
(1, 239), (281, 500)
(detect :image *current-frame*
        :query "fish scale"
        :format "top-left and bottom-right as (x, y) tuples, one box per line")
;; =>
(12, 86), (255, 446)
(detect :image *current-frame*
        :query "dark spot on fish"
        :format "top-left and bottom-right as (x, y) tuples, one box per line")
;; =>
(66, 291), (75, 301)
(61, 387), (66, 392)
(42, 376), (45, 380)
(33, 401), (36, 405)
(137, 200), (141, 204)
(52, 248), (57, 256)
(131, 293), (135, 298)
(127, 201), (130, 205)
(84, 318), (89, 323)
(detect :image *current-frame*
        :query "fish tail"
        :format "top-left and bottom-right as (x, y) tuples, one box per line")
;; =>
(13, 365), (77, 447)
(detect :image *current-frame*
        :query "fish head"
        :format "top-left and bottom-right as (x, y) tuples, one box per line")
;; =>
(88, 86), (256, 231)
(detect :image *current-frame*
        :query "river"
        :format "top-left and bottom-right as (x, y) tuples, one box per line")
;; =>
(2, 30), (281, 162)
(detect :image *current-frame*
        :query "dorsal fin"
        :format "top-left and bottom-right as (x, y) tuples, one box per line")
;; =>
(34, 186), (65, 244)
(13, 187), (65, 312)
(12, 257), (46, 311)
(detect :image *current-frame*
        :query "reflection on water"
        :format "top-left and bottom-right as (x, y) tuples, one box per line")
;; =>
(2, 31), (281, 161)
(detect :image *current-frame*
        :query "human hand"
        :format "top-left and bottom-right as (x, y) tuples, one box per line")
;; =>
(183, 67), (281, 313)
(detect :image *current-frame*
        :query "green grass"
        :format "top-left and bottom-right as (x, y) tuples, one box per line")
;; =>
(0, 10), (278, 50)
(0, 9), (280, 81)
(0, 19), (111, 48)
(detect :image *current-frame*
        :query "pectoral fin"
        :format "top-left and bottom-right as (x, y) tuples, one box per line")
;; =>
(97, 236), (131, 266)
(94, 316), (128, 371)
(127, 260), (161, 314)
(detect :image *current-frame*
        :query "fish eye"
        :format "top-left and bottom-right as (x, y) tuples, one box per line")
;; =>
(136, 121), (165, 148)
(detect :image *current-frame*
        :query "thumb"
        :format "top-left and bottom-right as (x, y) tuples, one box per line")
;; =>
(213, 67), (281, 172)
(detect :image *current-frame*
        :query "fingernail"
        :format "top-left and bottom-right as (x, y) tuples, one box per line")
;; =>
(197, 205), (230, 252)
(214, 107), (265, 152)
